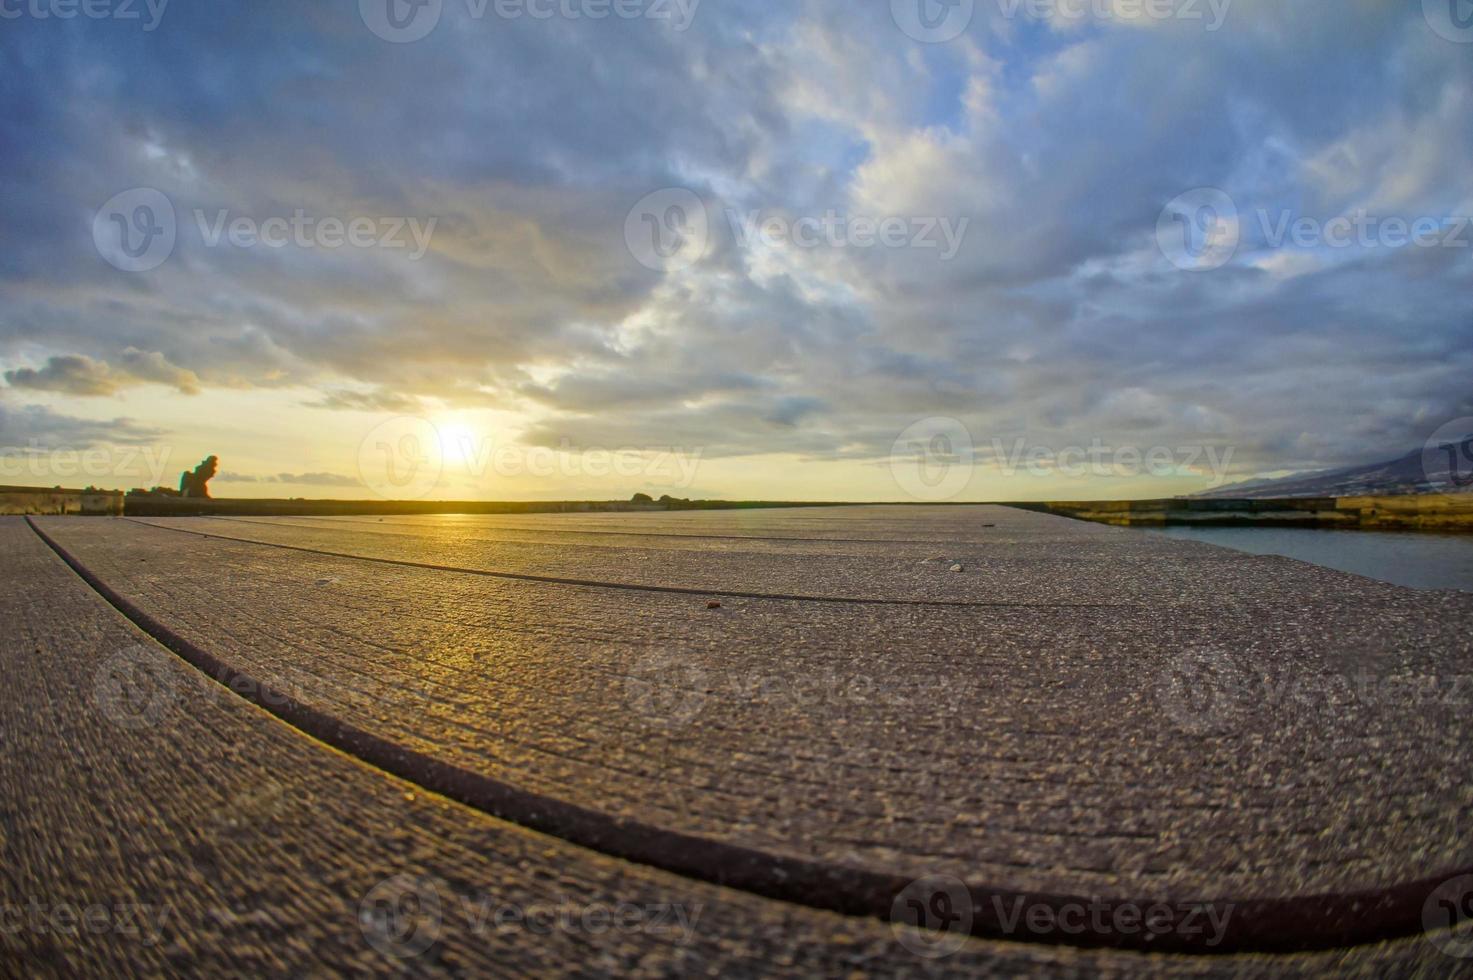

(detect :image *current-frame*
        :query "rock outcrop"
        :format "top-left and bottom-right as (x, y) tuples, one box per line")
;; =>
(179, 455), (219, 499)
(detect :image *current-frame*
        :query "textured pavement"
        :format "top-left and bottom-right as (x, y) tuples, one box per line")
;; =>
(6, 508), (1473, 974)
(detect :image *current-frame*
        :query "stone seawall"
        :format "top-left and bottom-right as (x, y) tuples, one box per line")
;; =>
(0, 487), (124, 516)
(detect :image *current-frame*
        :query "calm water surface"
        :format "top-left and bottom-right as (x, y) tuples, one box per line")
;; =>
(1152, 526), (1473, 592)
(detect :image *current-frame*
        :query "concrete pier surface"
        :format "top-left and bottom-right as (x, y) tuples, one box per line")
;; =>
(5, 506), (1473, 975)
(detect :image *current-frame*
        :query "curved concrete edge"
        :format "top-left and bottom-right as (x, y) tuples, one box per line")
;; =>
(28, 516), (1467, 956)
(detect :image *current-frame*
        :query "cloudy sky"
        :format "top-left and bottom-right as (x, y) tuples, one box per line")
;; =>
(1, 0), (1469, 501)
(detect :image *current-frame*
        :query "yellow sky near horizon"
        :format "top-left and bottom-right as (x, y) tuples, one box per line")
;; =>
(2, 384), (1239, 502)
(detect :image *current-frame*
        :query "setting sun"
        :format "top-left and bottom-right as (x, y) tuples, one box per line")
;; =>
(434, 420), (481, 468)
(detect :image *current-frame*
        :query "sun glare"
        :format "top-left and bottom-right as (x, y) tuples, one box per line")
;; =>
(435, 421), (480, 467)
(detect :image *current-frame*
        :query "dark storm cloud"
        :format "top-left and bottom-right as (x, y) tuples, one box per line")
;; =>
(4, 351), (200, 395)
(5, 355), (119, 396)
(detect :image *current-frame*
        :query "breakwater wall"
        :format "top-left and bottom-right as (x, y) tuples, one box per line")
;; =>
(0, 486), (125, 516)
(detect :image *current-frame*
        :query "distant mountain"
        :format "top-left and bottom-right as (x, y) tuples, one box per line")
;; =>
(1199, 438), (1473, 499)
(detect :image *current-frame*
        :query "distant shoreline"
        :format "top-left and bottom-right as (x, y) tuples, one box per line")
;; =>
(1018, 494), (1473, 534)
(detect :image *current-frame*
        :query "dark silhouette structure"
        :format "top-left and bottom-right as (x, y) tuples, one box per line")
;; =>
(179, 455), (219, 499)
